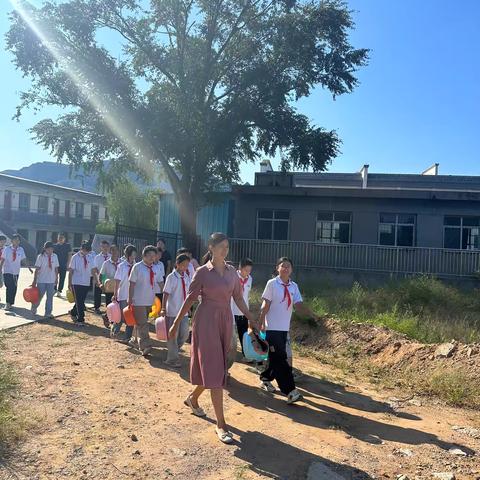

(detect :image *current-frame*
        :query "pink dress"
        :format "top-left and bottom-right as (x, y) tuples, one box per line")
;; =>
(187, 261), (243, 388)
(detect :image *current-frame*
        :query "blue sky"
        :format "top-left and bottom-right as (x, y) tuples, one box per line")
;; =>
(1, 0), (479, 184)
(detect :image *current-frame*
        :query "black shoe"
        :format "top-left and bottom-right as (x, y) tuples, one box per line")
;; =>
(94, 308), (102, 315)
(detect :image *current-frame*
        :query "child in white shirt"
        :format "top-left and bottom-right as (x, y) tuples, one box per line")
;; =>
(0, 234), (27, 310)
(112, 245), (137, 341)
(128, 245), (164, 356)
(68, 242), (96, 324)
(0, 235), (6, 303)
(230, 258), (254, 363)
(32, 241), (59, 318)
(160, 254), (191, 367)
(258, 257), (319, 404)
(93, 240), (111, 314)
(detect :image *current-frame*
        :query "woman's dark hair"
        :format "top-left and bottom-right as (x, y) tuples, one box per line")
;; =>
(0, 235), (6, 241)
(239, 258), (253, 269)
(176, 253), (191, 265)
(142, 245), (158, 257)
(273, 256), (293, 277)
(124, 245), (137, 258)
(201, 232), (228, 265)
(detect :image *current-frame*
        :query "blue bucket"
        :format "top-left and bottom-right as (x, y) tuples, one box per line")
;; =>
(242, 331), (268, 362)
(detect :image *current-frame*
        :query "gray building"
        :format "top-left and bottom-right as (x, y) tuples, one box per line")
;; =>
(0, 173), (107, 252)
(233, 163), (480, 251)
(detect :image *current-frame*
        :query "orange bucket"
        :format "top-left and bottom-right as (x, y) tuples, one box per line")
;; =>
(23, 286), (40, 304)
(123, 305), (137, 326)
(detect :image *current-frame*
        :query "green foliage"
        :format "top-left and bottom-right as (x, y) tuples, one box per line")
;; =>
(105, 181), (158, 230)
(0, 339), (22, 447)
(302, 276), (480, 344)
(6, 0), (368, 243)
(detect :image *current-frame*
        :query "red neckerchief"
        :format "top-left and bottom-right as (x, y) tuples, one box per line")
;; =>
(179, 271), (187, 300)
(280, 279), (292, 309)
(144, 262), (154, 288)
(238, 273), (249, 292)
(47, 253), (52, 269)
(112, 259), (119, 271)
(103, 254), (109, 262)
(82, 254), (88, 269)
(12, 247), (17, 262)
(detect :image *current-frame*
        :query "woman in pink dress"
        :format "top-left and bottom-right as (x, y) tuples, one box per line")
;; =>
(169, 232), (257, 444)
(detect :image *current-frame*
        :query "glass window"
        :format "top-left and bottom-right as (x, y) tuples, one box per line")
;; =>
(36, 230), (47, 252)
(65, 200), (71, 218)
(19, 193), (31, 212)
(256, 210), (289, 240)
(316, 212), (351, 244)
(443, 216), (480, 250)
(75, 202), (84, 218)
(379, 213), (416, 247)
(73, 233), (83, 248)
(91, 205), (99, 223)
(38, 196), (48, 214)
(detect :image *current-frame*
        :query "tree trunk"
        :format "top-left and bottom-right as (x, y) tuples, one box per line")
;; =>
(177, 193), (200, 258)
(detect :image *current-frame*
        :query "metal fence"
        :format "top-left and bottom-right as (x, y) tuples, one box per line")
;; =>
(114, 224), (200, 259)
(227, 238), (480, 277)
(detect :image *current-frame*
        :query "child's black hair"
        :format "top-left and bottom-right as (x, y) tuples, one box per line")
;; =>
(239, 258), (253, 269)
(100, 239), (110, 245)
(11, 233), (21, 241)
(176, 253), (191, 265)
(0, 235), (6, 242)
(142, 245), (158, 256)
(176, 247), (191, 256)
(81, 241), (92, 252)
(124, 244), (137, 258)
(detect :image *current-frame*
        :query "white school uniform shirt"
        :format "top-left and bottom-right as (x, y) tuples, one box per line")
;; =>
(69, 252), (95, 286)
(163, 269), (191, 317)
(152, 262), (165, 294)
(261, 276), (303, 332)
(114, 260), (134, 302)
(129, 261), (162, 306)
(94, 252), (111, 272)
(1, 245), (26, 275)
(231, 272), (252, 317)
(100, 258), (120, 280)
(35, 252), (59, 284)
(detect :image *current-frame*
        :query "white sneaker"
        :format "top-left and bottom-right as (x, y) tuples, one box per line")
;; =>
(286, 389), (303, 405)
(260, 381), (276, 393)
(55, 292), (62, 298)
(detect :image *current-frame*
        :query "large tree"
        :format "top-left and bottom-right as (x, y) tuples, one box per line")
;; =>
(6, 0), (368, 249)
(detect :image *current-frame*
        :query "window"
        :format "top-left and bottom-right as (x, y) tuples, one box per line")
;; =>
(73, 232), (83, 248)
(38, 196), (48, 214)
(36, 231), (47, 252)
(316, 212), (351, 244)
(19, 193), (31, 212)
(444, 216), (480, 250)
(379, 213), (416, 247)
(65, 200), (71, 218)
(17, 229), (28, 241)
(51, 232), (58, 242)
(256, 210), (290, 240)
(53, 199), (60, 216)
(91, 204), (99, 223)
(75, 202), (84, 218)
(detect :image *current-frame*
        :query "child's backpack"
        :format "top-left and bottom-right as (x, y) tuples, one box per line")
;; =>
(155, 316), (168, 341)
(243, 330), (269, 362)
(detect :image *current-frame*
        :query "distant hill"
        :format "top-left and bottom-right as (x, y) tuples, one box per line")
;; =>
(2, 161), (171, 193)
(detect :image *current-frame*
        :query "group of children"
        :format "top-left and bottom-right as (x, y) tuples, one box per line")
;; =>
(0, 232), (317, 407)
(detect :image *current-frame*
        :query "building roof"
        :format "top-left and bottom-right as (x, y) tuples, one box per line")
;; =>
(0, 173), (105, 198)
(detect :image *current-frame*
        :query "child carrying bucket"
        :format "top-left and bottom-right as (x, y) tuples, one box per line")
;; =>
(112, 245), (137, 342)
(160, 254), (191, 368)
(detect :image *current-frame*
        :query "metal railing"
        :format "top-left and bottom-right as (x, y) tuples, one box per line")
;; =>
(227, 238), (480, 277)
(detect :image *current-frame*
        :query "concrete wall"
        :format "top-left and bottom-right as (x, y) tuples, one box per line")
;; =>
(233, 194), (480, 248)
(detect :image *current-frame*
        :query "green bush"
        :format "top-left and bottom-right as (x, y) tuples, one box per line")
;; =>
(301, 276), (480, 344)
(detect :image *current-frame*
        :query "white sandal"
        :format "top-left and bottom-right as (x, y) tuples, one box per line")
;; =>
(215, 427), (233, 444)
(184, 396), (206, 417)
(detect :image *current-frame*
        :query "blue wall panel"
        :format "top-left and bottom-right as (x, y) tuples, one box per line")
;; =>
(158, 194), (231, 244)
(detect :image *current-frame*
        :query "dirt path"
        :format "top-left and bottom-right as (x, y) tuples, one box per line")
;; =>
(1, 314), (480, 480)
